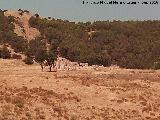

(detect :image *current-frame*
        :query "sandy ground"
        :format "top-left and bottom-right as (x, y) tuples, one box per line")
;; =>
(0, 59), (160, 120)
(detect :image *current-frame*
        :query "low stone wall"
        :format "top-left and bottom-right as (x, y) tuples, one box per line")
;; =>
(54, 57), (94, 71)
(54, 57), (120, 71)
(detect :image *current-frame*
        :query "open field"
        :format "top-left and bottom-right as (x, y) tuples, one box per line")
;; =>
(0, 59), (160, 120)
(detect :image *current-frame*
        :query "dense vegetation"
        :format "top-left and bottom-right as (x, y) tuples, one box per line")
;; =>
(29, 16), (160, 69)
(0, 9), (160, 69)
(0, 10), (28, 53)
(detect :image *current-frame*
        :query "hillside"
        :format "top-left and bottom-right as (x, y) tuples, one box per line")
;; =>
(0, 10), (28, 53)
(28, 15), (160, 69)
(0, 9), (160, 69)
(4, 10), (40, 42)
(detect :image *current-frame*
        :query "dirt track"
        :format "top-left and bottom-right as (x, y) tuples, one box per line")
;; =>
(0, 59), (160, 120)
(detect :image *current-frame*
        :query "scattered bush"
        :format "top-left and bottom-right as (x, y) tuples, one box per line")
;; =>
(19, 12), (23, 16)
(24, 56), (34, 65)
(48, 17), (51, 19)
(0, 48), (2, 58)
(18, 9), (22, 12)
(11, 53), (22, 59)
(3, 10), (8, 12)
(1, 46), (11, 59)
(34, 13), (39, 18)
(23, 10), (29, 14)
(12, 97), (24, 108)
(35, 50), (47, 63)
(21, 28), (26, 33)
(153, 62), (160, 70)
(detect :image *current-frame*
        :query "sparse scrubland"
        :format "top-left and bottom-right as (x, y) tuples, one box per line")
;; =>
(0, 59), (160, 120)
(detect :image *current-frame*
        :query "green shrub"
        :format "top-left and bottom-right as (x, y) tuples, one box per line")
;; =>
(1, 46), (11, 59)
(12, 53), (22, 59)
(24, 10), (29, 13)
(34, 13), (39, 18)
(21, 28), (26, 33)
(0, 49), (2, 58)
(47, 51), (57, 63)
(153, 62), (160, 70)
(24, 56), (34, 65)
(35, 50), (48, 63)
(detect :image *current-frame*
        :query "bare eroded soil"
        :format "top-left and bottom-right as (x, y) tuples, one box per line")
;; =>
(0, 59), (160, 120)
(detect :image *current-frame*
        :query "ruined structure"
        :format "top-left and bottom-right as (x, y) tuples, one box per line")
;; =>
(54, 57), (95, 71)
(53, 55), (122, 71)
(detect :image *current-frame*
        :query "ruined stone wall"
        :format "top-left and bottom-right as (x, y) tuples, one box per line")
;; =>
(54, 57), (94, 71)
(54, 57), (120, 71)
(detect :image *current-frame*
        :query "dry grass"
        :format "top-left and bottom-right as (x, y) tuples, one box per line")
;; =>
(0, 59), (160, 120)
